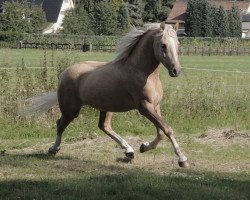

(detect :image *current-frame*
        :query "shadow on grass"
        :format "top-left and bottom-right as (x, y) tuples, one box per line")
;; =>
(1, 152), (73, 160)
(0, 157), (249, 200)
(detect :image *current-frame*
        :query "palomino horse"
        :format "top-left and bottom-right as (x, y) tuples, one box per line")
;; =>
(22, 22), (188, 167)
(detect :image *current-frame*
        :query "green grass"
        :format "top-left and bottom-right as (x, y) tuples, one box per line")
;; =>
(0, 48), (249, 199)
(0, 48), (249, 134)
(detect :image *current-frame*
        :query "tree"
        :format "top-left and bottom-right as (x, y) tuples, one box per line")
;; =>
(162, 0), (175, 8)
(185, 0), (242, 38)
(143, 0), (173, 22)
(185, 0), (203, 37)
(228, 4), (241, 37)
(201, 0), (213, 37)
(62, 7), (93, 35)
(215, 6), (229, 37)
(117, 3), (131, 33)
(28, 4), (47, 33)
(143, 0), (160, 22)
(158, 5), (172, 21)
(0, 1), (46, 33)
(92, 2), (117, 35)
(125, 0), (143, 27)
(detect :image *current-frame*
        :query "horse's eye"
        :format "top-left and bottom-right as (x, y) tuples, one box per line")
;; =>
(161, 44), (166, 50)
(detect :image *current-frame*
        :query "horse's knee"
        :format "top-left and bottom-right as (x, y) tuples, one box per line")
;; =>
(98, 121), (112, 132)
(164, 126), (174, 137)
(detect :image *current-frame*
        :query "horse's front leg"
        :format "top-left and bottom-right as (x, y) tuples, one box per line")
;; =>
(98, 111), (135, 159)
(140, 105), (165, 152)
(138, 100), (188, 167)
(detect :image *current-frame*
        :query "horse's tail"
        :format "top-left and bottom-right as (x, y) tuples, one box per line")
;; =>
(19, 92), (58, 116)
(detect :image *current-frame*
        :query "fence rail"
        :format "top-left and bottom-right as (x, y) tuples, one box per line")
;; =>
(18, 42), (250, 56)
(179, 46), (250, 56)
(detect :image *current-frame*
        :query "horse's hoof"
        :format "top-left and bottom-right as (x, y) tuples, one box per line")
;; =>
(140, 143), (147, 153)
(178, 160), (189, 168)
(48, 147), (60, 155)
(125, 152), (134, 159)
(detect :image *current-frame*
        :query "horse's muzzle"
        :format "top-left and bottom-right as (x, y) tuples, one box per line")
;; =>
(169, 67), (181, 77)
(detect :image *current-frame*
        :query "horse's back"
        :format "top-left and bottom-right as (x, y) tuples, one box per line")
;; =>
(61, 61), (107, 81)
(57, 61), (107, 107)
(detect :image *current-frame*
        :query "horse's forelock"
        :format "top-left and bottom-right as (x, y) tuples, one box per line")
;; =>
(154, 25), (177, 38)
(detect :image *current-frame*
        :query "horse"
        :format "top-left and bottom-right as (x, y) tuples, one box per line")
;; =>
(22, 22), (188, 167)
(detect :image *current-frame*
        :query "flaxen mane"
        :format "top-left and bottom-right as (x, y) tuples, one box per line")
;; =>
(113, 28), (145, 62)
(113, 25), (176, 63)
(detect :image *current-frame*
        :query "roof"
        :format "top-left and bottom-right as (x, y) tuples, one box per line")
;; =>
(243, 13), (250, 22)
(0, 0), (63, 23)
(166, 0), (250, 24)
(43, 0), (63, 23)
(166, 0), (187, 24)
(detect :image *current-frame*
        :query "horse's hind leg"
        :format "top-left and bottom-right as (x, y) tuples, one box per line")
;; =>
(140, 105), (164, 153)
(48, 101), (81, 155)
(98, 111), (134, 159)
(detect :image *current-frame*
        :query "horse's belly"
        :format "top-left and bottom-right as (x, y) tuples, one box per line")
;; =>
(86, 95), (136, 112)
(80, 85), (136, 112)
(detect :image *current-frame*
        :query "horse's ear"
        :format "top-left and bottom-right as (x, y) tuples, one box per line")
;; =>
(173, 23), (179, 32)
(160, 22), (165, 32)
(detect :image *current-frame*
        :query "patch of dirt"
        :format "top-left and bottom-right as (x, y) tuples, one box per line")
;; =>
(196, 129), (250, 145)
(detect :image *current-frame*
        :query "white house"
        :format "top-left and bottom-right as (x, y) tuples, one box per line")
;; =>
(43, 0), (74, 34)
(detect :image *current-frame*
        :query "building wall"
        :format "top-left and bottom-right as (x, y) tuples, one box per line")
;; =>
(242, 22), (250, 38)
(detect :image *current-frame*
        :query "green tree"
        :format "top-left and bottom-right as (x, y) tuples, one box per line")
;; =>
(0, 1), (46, 33)
(62, 7), (93, 34)
(201, 0), (213, 37)
(185, 0), (203, 36)
(210, 5), (218, 37)
(125, 0), (143, 27)
(157, 6), (170, 21)
(117, 3), (131, 33)
(28, 4), (47, 33)
(162, 0), (175, 8)
(92, 1), (117, 35)
(228, 4), (241, 37)
(143, 0), (160, 22)
(216, 6), (229, 37)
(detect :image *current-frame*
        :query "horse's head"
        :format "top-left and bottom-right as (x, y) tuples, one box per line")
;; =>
(153, 22), (181, 77)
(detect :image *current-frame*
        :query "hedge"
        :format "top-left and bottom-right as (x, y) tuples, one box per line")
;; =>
(0, 31), (250, 49)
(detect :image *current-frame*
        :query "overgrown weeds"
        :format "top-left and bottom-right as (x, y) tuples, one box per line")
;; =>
(0, 50), (249, 136)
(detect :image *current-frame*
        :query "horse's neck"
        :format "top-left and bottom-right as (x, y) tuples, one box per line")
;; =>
(126, 30), (160, 76)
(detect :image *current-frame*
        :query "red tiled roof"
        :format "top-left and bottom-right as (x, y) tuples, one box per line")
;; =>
(166, 0), (250, 24)
(166, 0), (187, 24)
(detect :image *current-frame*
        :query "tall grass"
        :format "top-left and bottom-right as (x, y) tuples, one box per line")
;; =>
(0, 49), (249, 200)
(0, 48), (249, 139)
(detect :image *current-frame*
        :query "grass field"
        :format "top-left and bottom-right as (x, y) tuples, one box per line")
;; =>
(0, 48), (249, 199)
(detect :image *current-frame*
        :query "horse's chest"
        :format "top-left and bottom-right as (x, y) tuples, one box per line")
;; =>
(142, 78), (163, 105)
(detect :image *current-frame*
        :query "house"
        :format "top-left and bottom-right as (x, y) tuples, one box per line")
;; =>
(242, 13), (250, 38)
(0, 0), (74, 34)
(166, 0), (250, 37)
(43, 0), (74, 34)
(165, 0), (187, 36)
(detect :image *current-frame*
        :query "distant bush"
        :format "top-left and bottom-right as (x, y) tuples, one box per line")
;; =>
(0, 32), (250, 50)
(0, 31), (22, 43)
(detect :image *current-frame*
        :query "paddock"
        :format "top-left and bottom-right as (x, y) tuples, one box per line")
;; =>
(0, 49), (249, 199)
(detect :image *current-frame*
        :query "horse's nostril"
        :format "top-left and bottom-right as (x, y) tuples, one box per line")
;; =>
(173, 68), (177, 75)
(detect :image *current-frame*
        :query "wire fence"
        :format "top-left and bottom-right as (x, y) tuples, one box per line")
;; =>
(1, 65), (250, 76)
(17, 42), (250, 56)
